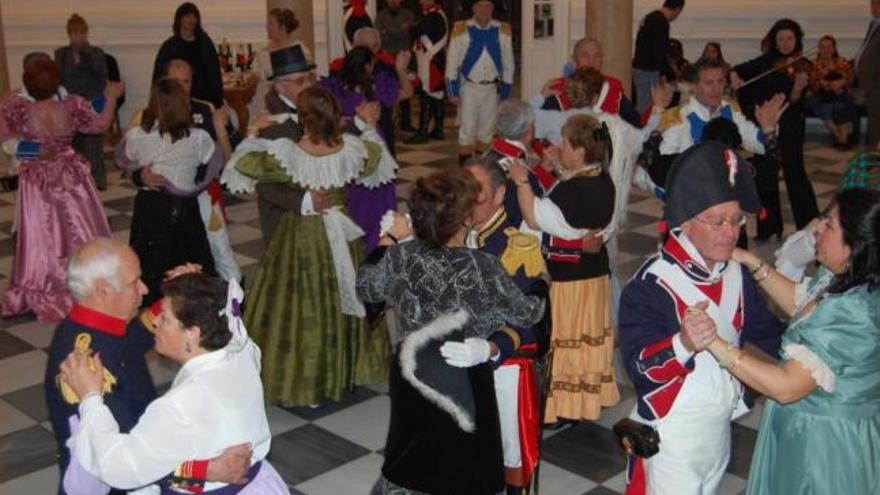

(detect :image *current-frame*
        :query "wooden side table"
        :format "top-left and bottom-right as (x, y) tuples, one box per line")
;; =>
(223, 72), (258, 130)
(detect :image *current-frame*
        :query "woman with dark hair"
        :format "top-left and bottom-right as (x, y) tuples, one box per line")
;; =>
(152, 2), (224, 108)
(358, 168), (545, 495)
(731, 19), (819, 241)
(0, 58), (122, 321)
(59, 274), (290, 494)
(319, 44), (401, 253)
(118, 78), (221, 303)
(222, 85), (390, 407)
(699, 41), (730, 75)
(709, 187), (880, 494)
(806, 35), (857, 150)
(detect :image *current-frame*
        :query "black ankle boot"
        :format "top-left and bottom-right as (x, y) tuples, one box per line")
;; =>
(399, 99), (416, 133)
(428, 97), (446, 140)
(405, 96), (431, 144)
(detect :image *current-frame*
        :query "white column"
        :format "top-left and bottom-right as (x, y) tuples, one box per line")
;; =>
(586, 0), (633, 97)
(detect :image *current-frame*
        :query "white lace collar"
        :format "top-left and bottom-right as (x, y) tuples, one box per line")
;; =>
(267, 133), (367, 189)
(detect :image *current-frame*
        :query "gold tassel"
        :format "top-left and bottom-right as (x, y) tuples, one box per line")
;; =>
(57, 333), (117, 405)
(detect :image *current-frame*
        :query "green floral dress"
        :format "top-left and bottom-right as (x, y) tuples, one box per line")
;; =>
(224, 134), (390, 406)
(746, 268), (880, 494)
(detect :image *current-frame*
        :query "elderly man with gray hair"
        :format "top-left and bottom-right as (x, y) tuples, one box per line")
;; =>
(44, 238), (249, 495)
(483, 100), (541, 225)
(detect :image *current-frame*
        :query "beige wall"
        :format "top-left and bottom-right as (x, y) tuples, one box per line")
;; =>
(0, 2), (9, 94)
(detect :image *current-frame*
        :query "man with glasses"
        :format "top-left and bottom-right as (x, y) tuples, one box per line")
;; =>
(649, 58), (787, 190)
(617, 141), (783, 494)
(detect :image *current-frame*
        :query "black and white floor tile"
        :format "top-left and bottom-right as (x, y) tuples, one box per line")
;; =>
(0, 122), (860, 494)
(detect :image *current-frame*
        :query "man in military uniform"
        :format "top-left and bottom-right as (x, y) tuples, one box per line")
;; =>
(464, 157), (551, 494)
(405, 0), (449, 144)
(651, 58), (785, 187)
(45, 238), (249, 494)
(446, 0), (514, 162)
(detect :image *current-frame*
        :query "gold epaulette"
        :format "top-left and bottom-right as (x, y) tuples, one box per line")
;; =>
(139, 298), (163, 334)
(658, 107), (683, 131)
(130, 108), (145, 127)
(452, 20), (467, 38)
(191, 97), (216, 110)
(723, 97), (741, 113)
(500, 227), (547, 278)
(57, 333), (118, 404)
(500, 21), (512, 36)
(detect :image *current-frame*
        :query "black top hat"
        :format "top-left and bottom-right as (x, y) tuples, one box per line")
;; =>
(664, 141), (761, 228)
(268, 44), (316, 80)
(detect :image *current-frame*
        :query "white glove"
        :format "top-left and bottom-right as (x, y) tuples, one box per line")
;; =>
(774, 228), (817, 282)
(440, 337), (492, 368)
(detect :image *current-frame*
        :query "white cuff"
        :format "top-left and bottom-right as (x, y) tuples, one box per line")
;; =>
(78, 393), (105, 416)
(353, 116), (367, 132)
(533, 197), (590, 240)
(672, 333), (695, 365)
(783, 343), (836, 393)
(300, 191), (315, 215)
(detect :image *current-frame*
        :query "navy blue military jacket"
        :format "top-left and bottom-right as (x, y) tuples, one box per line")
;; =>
(475, 209), (550, 360)
(45, 304), (158, 474)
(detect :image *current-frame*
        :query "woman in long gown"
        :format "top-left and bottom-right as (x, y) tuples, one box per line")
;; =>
(511, 114), (620, 422)
(222, 85), (391, 407)
(0, 58), (121, 321)
(117, 79), (221, 304)
(707, 187), (880, 494)
(358, 169), (545, 495)
(320, 45), (410, 252)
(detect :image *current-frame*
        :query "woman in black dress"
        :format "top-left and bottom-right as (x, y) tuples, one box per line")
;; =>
(731, 19), (819, 240)
(152, 3), (224, 108)
(358, 168), (545, 495)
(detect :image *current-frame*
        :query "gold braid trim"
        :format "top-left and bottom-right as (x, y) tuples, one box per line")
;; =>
(550, 381), (602, 394)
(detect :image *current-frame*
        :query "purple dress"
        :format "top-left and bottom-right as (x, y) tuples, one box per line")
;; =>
(320, 74), (399, 252)
(0, 93), (112, 321)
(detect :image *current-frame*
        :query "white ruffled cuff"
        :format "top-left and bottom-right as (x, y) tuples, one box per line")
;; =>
(356, 127), (398, 188)
(220, 137), (273, 194)
(783, 343), (836, 393)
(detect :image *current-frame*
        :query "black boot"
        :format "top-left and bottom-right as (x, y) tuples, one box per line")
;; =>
(399, 98), (416, 133)
(405, 95), (431, 144)
(428, 97), (446, 140)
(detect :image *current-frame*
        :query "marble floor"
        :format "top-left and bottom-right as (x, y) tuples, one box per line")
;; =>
(0, 120), (860, 494)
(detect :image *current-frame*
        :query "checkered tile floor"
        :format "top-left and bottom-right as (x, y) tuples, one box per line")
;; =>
(0, 120), (859, 494)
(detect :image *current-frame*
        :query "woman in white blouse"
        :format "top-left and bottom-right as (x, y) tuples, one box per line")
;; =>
(60, 273), (290, 495)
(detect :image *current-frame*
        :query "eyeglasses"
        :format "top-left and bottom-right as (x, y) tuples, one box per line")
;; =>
(693, 213), (748, 230)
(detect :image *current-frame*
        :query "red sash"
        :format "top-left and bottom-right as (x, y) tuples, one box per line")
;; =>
(501, 343), (541, 483)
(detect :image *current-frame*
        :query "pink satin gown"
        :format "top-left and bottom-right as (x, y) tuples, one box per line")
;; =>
(0, 92), (112, 321)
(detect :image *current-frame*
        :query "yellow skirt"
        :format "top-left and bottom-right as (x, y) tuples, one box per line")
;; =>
(544, 275), (620, 422)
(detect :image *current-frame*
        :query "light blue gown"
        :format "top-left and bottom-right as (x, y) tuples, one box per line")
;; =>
(746, 272), (880, 494)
